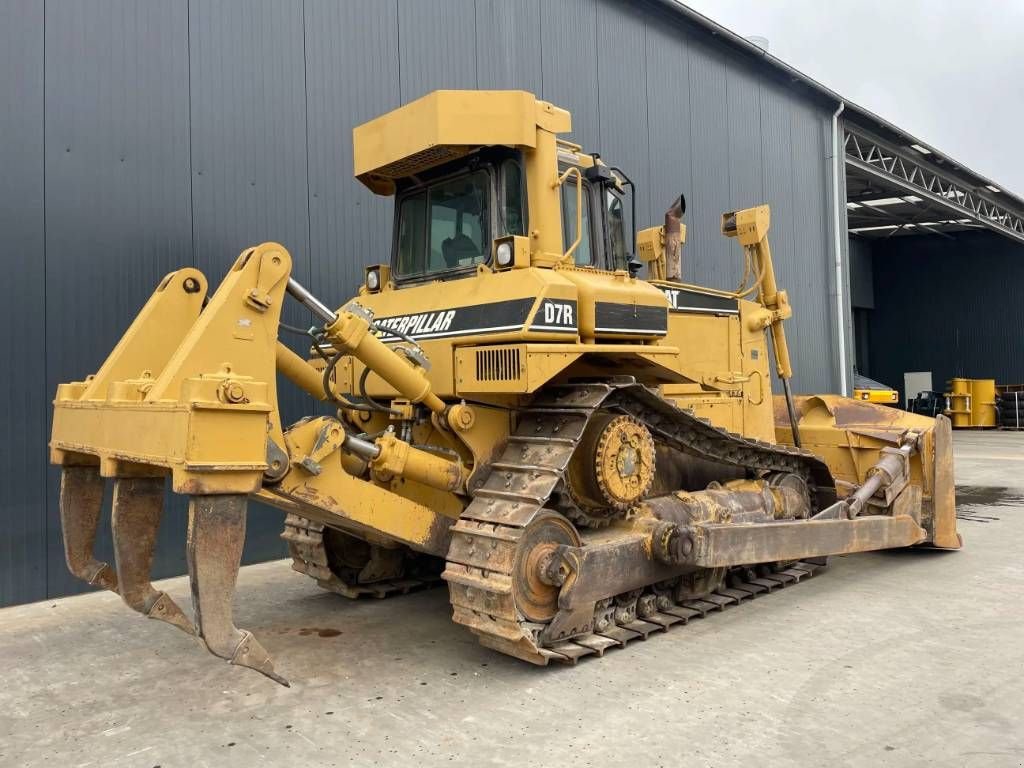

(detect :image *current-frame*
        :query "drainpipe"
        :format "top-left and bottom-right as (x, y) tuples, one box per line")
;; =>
(831, 100), (848, 395)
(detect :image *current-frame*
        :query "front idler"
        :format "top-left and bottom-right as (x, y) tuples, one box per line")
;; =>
(187, 495), (288, 686)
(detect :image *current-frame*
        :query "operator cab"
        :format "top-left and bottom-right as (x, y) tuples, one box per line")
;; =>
(390, 148), (635, 285)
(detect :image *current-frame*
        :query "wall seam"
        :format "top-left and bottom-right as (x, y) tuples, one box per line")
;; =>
(185, 0), (196, 266)
(395, 0), (403, 103)
(640, 13), (651, 226)
(301, 0), (313, 282)
(42, 0), (50, 599)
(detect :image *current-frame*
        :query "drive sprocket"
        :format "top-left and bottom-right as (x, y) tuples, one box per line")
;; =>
(563, 412), (656, 528)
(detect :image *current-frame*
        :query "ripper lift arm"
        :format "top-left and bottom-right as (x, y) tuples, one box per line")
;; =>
(721, 206), (802, 448)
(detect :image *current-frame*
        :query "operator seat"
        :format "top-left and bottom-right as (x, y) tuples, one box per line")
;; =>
(442, 232), (479, 268)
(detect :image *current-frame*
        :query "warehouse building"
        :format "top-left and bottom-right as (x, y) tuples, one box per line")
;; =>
(3, 0), (1022, 605)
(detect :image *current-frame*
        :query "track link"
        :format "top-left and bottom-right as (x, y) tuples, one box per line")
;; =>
(282, 514), (439, 599)
(443, 381), (837, 663)
(487, 560), (825, 665)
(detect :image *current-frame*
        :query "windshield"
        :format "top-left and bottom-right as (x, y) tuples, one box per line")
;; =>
(395, 170), (490, 277)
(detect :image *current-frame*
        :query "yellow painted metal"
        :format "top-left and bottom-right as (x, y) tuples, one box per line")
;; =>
(353, 90), (571, 266)
(80, 269), (208, 401)
(722, 205), (794, 380)
(52, 244), (293, 494)
(271, 415), (459, 553)
(49, 88), (960, 662)
(344, 265), (674, 400)
(324, 307), (446, 413)
(773, 395), (960, 550)
(260, 469), (451, 556)
(454, 343), (684, 395)
(635, 223), (686, 282)
(353, 90), (570, 192)
(852, 386), (899, 405)
(659, 296), (774, 442)
(945, 377), (996, 428)
(369, 432), (468, 493)
(275, 342), (327, 402)
(555, 265), (669, 343)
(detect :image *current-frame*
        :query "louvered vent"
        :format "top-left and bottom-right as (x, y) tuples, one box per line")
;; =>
(375, 146), (470, 179)
(475, 347), (522, 382)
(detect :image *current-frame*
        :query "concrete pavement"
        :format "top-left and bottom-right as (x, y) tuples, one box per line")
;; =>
(2, 430), (1022, 767)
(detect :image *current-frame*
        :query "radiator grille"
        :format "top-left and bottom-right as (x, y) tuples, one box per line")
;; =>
(475, 347), (522, 382)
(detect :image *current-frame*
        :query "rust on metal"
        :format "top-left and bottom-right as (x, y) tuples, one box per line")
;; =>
(59, 467), (118, 592)
(187, 495), (289, 686)
(111, 477), (194, 634)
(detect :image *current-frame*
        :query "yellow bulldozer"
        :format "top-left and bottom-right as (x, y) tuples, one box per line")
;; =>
(50, 91), (960, 685)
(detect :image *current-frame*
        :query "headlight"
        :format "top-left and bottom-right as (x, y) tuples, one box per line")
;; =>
(496, 241), (513, 267)
(861, 392), (869, 400)
(366, 269), (380, 291)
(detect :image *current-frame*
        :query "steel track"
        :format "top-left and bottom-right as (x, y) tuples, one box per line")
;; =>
(443, 381), (837, 664)
(282, 514), (439, 599)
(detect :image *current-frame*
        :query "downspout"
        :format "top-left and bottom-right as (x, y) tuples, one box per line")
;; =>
(831, 100), (848, 395)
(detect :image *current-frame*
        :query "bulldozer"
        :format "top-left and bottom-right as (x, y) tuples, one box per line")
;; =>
(50, 91), (960, 686)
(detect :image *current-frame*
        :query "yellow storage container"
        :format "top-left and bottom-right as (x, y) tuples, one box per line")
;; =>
(945, 377), (996, 428)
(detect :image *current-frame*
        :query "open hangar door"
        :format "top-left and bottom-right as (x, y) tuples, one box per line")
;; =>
(841, 121), (1024, 408)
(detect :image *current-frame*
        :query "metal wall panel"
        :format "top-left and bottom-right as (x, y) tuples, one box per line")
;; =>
(725, 62), (765, 212)
(595, 0), (651, 229)
(475, 0), (542, 92)
(869, 231), (1024, 399)
(644, 17), (694, 240)
(539, 0), (601, 147)
(684, 36), (733, 285)
(304, 0), (400, 308)
(187, 0), (312, 564)
(786, 100), (835, 393)
(3, 0), (844, 604)
(398, 0), (478, 100)
(0, 0), (46, 606)
(43, 0), (193, 598)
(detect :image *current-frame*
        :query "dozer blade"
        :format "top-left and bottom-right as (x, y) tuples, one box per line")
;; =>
(186, 495), (288, 686)
(111, 477), (194, 634)
(60, 467), (118, 592)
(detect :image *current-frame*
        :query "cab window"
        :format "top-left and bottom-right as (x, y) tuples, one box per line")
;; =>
(605, 189), (629, 271)
(395, 170), (490, 277)
(561, 176), (593, 265)
(501, 158), (526, 236)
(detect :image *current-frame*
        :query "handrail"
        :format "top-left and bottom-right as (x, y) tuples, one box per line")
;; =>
(553, 167), (583, 263)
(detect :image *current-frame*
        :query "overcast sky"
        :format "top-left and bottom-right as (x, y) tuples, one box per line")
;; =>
(683, 0), (1024, 197)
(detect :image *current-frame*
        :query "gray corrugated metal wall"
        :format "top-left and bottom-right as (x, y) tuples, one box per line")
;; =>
(1, 0), (47, 605)
(868, 231), (1024, 400)
(0, 0), (840, 606)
